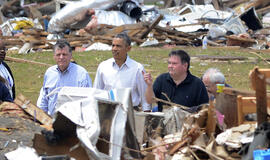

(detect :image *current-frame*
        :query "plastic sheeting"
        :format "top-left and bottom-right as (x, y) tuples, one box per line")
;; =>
(94, 10), (136, 26)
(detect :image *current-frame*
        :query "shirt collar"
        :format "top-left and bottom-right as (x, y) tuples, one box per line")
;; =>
(112, 55), (131, 68)
(166, 70), (192, 85)
(56, 62), (72, 73)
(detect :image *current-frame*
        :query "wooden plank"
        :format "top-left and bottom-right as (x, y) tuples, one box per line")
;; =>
(216, 93), (238, 128)
(128, 29), (143, 38)
(130, 37), (145, 44)
(167, 35), (191, 42)
(70, 40), (91, 46)
(241, 97), (270, 113)
(14, 94), (52, 125)
(19, 35), (47, 43)
(164, 0), (174, 8)
(140, 14), (164, 39)
(257, 5), (270, 15)
(169, 126), (199, 155)
(254, 68), (268, 125)
(241, 97), (257, 112)
(206, 101), (216, 137)
(33, 134), (89, 160)
(22, 29), (48, 36)
(4, 40), (24, 46)
(237, 95), (244, 125)
(223, 87), (255, 96)
(258, 68), (270, 78)
(168, 21), (210, 28)
(226, 35), (256, 43)
(105, 23), (143, 37)
(212, 0), (220, 10)
(195, 55), (247, 61)
(237, 96), (270, 125)
(154, 26), (196, 38)
(224, 0), (249, 8)
(32, 44), (53, 49)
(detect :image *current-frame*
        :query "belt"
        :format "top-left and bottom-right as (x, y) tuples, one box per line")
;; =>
(133, 106), (140, 111)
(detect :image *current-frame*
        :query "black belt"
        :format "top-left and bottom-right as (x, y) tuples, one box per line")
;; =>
(133, 106), (140, 111)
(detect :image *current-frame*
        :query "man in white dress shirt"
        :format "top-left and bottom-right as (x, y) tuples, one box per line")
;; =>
(93, 32), (151, 111)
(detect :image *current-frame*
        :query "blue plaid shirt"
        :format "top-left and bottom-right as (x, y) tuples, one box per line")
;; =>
(37, 63), (92, 115)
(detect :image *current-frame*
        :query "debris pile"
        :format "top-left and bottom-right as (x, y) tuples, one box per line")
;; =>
(0, 0), (270, 160)
(0, 0), (270, 52)
(0, 86), (269, 159)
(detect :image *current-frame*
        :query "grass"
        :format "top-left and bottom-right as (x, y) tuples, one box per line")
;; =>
(6, 46), (270, 104)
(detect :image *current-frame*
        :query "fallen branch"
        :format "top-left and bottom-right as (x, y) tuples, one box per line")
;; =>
(169, 21), (210, 28)
(153, 97), (190, 110)
(249, 51), (270, 65)
(5, 56), (52, 67)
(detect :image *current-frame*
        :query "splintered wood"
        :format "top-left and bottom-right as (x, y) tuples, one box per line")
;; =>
(14, 93), (52, 125)
(169, 126), (200, 155)
(2, 19), (203, 50)
(249, 67), (270, 125)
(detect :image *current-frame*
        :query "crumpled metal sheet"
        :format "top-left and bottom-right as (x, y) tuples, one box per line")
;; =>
(163, 107), (191, 134)
(158, 4), (233, 32)
(48, 0), (125, 33)
(54, 87), (106, 159)
(95, 10), (136, 26)
(53, 87), (141, 160)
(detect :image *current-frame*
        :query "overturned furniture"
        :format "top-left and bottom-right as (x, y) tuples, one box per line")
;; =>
(216, 67), (270, 128)
(237, 96), (270, 125)
(249, 67), (270, 125)
(216, 87), (256, 128)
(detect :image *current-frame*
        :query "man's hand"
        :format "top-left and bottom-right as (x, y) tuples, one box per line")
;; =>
(142, 71), (153, 86)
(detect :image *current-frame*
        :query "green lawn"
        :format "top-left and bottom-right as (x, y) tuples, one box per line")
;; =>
(7, 46), (270, 103)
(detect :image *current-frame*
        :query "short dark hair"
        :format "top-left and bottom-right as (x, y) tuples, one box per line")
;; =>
(114, 32), (131, 46)
(169, 50), (190, 70)
(53, 39), (72, 53)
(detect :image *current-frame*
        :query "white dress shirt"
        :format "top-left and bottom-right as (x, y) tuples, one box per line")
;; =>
(94, 56), (151, 111)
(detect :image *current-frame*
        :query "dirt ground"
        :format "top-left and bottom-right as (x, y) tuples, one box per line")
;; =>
(0, 115), (43, 159)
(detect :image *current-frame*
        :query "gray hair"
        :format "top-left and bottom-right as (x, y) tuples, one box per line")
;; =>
(202, 68), (225, 84)
(114, 32), (131, 46)
(53, 39), (72, 53)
